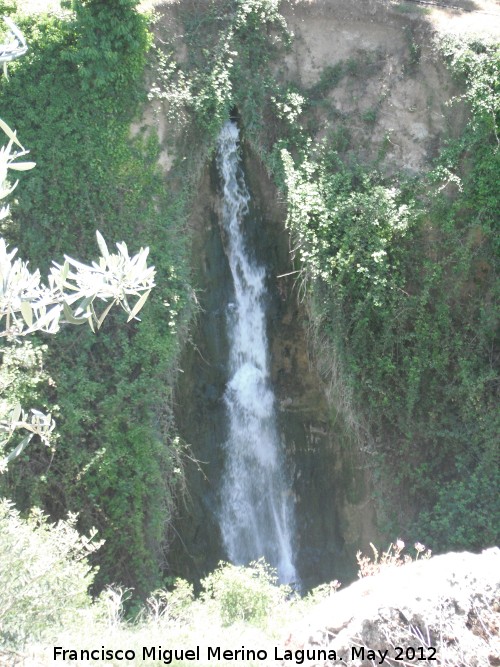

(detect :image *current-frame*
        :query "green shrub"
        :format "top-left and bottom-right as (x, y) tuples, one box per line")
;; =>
(201, 560), (288, 627)
(0, 499), (99, 647)
(62, 0), (152, 93)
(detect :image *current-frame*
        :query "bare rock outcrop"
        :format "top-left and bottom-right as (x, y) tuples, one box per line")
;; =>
(284, 548), (500, 666)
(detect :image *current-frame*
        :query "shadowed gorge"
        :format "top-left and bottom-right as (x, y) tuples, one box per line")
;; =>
(171, 127), (376, 590)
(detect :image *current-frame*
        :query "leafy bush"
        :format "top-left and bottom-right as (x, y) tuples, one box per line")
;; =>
(201, 560), (288, 626)
(176, 0), (290, 139)
(62, 0), (152, 93)
(0, 499), (100, 647)
(142, 578), (195, 625)
(282, 150), (413, 307)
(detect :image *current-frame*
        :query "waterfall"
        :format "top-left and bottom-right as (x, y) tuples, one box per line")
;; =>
(216, 120), (297, 585)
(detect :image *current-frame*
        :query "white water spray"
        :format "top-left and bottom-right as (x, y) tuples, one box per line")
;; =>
(216, 120), (297, 585)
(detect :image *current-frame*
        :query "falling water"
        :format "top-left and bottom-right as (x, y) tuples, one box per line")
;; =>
(216, 120), (297, 585)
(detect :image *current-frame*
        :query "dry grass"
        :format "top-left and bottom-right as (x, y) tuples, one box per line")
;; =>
(356, 540), (432, 578)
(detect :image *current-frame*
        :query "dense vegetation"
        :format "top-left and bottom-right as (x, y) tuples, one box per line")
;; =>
(277, 38), (500, 548)
(0, 0), (192, 596)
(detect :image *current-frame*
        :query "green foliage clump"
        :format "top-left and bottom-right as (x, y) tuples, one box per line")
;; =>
(282, 150), (413, 307)
(440, 36), (499, 141)
(62, 0), (152, 92)
(308, 64), (344, 100)
(175, 0), (290, 139)
(0, 341), (56, 478)
(201, 560), (288, 627)
(0, 341), (50, 415)
(0, 0), (16, 16)
(143, 577), (195, 625)
(420, 459), (500, 550)
(0, 499), (99, 647)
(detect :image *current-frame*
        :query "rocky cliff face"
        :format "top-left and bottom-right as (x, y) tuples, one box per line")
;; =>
(144, 0), (499, 177)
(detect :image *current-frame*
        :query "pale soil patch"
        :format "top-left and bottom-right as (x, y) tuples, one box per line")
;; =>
(424, 0), (500, 37)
